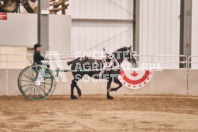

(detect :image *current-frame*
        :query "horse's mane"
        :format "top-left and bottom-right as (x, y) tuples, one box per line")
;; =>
(113, 47), (128, 53)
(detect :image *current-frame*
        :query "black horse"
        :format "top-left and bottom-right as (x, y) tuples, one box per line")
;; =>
(67, 46), (136, 100)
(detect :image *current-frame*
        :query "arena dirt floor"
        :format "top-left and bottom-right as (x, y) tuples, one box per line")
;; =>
(0, 95), (198, 132)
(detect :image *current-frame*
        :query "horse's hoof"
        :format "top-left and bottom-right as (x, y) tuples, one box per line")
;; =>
(107, 97), (114, 100)
(77, 91), (82, 97)
(71, 96), (78, 100)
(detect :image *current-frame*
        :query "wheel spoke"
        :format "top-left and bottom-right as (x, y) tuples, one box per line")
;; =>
(21, 83), (32, 88)
(39, 86), (48, 96)
(26, 69), (34, 80)
(40, 84), (51, 91)
(33, 87), (35, 97)
(37, 87), (44, 98)
(28, 86), (34, 96)
(21, 80), (33, 83)
(40, 84), (52, 94)
(36, 87), (40, 98)
(24, 85), (33, 93)
(41, 84), (52, 89)
(30, 69), (36, 78)
(41, 82), (52, 86)
(27, 69), (34, 79)
(24, 74), (33, 81)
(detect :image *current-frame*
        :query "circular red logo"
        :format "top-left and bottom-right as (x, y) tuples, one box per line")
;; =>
(118, 61), (153, 89)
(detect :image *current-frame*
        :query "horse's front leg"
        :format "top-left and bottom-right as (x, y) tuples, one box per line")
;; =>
(107, 79), (113, 100)
(110, 77), (123, 92)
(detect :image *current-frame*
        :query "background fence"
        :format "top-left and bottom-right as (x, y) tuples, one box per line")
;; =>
(0, 54), (191, 69)
(0, 53), (198, 96)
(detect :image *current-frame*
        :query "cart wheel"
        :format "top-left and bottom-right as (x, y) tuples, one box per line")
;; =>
(18, 66), (31, 94)
(18, 65), (56, 101)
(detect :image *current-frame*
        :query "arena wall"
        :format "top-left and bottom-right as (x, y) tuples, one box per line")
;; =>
(1, 69), (197, 96)
(0, 13), (71, 54)
(0, 13), (37, 47)
(188, 70), (198, 95)
(67, 0), (133, 52)
(67, 0), (133, 19)
(139, 0), (181, 69)
(191, 0), (198, 69)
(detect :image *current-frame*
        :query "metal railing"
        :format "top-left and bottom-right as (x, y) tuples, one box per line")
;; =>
(134, 55), (187, 69)
(0, 54), (189, 69)
(0, 53), (198, 96)
(0, 54), (34, 69)
(0, 54), (32, 95)
(188, 56), (198, 69)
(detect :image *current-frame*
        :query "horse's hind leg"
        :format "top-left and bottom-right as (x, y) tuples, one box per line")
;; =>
(71, 78), (82, 99)
(75, 82), (82, 97)
(71, 79), (78, 99)
(110, 77), (123, 92)
(107, 79), (113, 100)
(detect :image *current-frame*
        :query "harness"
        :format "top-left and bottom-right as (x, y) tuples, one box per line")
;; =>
(99, 49), (120, 77)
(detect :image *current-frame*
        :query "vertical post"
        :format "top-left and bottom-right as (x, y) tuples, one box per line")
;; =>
(38, 0), (49, 55)
(38, 0), (41, 44)
(62, 2), (66, 14)
(133, 0), (140, 54)
(180, 0), (192, 68)
(133, 0), (136, 49)
(6, 55), (8, 95)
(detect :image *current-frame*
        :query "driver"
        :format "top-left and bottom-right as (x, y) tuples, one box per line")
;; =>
(33, 43), (44, 65)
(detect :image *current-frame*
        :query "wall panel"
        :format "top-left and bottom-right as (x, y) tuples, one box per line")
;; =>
(67, 0), (133, 19)
(49, 15), (71, 54)
(71, 21), (132, 52)
(0, 14), (37, 47)
(191, 0), (198, 69)
(139, 0), (180, 69)
(1, 69), (190, 96)
(68, 0), (133, 53)
(0, 14), (71, 54)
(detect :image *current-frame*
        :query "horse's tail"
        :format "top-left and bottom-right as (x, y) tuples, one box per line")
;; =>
(67, 60), (74, 65)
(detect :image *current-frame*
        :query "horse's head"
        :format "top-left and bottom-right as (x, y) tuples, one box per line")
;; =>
(113, 46), (136, 64)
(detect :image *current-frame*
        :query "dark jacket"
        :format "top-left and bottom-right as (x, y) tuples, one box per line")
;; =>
(33, 51), (44, 65)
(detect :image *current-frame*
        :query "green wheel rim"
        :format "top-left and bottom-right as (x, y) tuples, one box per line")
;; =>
(18, 66), (31, 94)
(18, 65), (56, 101)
